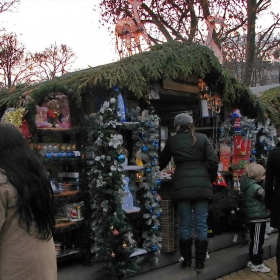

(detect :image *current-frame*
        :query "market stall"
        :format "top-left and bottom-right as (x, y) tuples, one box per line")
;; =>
(0, 41), (279, 279)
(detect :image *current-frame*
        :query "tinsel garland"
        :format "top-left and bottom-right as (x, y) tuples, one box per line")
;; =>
(129, 108), (162, 264)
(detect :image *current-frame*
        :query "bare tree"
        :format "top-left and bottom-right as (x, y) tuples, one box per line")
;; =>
(0, 0), (21, 32)
(0, 33), (35, 88)
(97, 0), (280, 85)
(31, 43), (77, 81)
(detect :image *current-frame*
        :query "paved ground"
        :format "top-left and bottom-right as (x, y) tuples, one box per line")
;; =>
(217, 257), (278, 280)
(58, 233), (279, 280)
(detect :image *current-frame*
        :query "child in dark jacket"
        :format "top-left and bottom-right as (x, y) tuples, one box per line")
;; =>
(240, 163), (271, 273)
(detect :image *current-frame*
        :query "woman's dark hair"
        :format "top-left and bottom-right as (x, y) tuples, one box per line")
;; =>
(177, 123), (197, 146)
(0, 123), (55, 240)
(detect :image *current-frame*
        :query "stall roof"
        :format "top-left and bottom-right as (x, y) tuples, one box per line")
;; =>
(0, 41), (279, 124)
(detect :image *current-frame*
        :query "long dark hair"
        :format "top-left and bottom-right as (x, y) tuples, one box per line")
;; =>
(177, 123), (197, 146)
(0, 123), (55, 240)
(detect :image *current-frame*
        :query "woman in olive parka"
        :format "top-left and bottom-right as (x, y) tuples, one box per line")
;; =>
(159, 113), (218, 272)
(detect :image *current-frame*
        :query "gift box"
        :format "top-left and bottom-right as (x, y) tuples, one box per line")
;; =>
(231, 156), (249, 170)
(233, 135), (251, 156)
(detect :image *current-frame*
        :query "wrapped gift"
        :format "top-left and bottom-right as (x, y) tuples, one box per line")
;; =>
(231, 156), (249, 170)
(233, 135), (251, 156)
(219, 143), (231, 171)
(35, 105), (50, 128)
(56, 95), (71, 128)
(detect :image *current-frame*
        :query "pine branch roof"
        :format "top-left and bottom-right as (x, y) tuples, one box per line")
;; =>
(0, 41), (278, 124)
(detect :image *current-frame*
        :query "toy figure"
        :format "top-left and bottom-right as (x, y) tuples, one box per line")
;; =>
(45, 99), (61, 127)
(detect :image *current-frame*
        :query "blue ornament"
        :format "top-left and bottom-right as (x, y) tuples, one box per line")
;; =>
(252, 150), (257, 155)
(153, 140), (159, 147)
(242, 131), (246, 136)
(156, 212), (161, 217)
(156, 179), (161, 185)
(151, 245), (158, 251)
(152, 225), (159, 231)
(151, 161), (155, 166)
(153, 156), (158, 160)
(146, 167), (151, 173)
(152, 188), (156, 194)
(142, 146), (148, 152)
(45, 152), (53, 158)
(117, 154), (125, 164)
(53, 152), (61, 158)
(149, 206), (153, 213)
(60, 152), (67, 158)
(113, 85), (119, 91)
(67, 152), (74, 158)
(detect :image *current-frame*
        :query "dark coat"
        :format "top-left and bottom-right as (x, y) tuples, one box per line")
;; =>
(240, 175), (270, 220)
(265, 144), (280, 228)
(159, 132), (218, 202)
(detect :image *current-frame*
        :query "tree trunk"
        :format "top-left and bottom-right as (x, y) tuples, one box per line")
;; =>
(242, 0), (257, 86)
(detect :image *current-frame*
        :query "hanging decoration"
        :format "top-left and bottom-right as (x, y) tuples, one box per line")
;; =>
(205, 15), (228, 64)
(115, 0), (151, 58)
(130, 108), (162, 264)
(2, 107), (32, 141)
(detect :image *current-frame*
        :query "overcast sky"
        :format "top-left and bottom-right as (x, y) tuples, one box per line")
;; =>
(1, 0), (280, 72)
(1, 0), (118, 71)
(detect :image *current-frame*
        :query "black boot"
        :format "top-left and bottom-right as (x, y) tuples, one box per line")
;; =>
(195, 239), (208, 272)
(180, 239), (193, 270)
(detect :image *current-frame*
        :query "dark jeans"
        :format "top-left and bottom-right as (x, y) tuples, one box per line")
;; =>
(177, 200), (209, 240)
(249, 221), (266, 265)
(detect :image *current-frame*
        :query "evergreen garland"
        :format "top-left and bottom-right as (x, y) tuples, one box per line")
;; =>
(85, 90), (141, 279)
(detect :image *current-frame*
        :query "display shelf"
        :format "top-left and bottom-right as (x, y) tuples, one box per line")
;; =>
(55, 219), (84, 229)
(129, 248), (147, 258)
(57, 249), (80, 259)
(125, 208), (141, 214)
(54, 190), (80, 197)
(123, 165), (144, 171)
(38, 128), (71, 131)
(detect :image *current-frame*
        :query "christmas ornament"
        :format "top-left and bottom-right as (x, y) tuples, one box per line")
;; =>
(113, 229), (119, 236)
(122, 243), (127, 248)
(151, 245), (158, 251)
(111, 252), (116, 258)
(117, 154), (125, 164)
(141, 146), (148, 152)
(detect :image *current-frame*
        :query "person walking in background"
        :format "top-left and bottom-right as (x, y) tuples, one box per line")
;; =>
(159, 113), (218, 272)
(240, 163), (271, 273)
(0, 123), (57, 280)
(265, 139), (280, 279)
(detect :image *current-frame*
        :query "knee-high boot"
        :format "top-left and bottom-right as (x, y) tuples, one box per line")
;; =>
(179, 239), (193, 269)
(195, 239), (208, 272)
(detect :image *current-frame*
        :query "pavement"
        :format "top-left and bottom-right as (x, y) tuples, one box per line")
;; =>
(58, 232), (279, 280)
